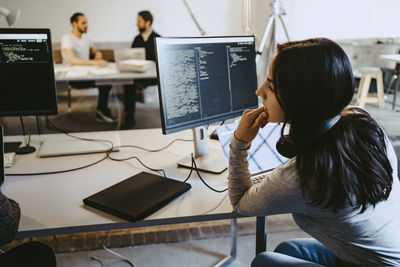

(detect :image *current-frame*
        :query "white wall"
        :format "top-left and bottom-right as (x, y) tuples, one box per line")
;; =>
(0, 0), (251, 43)
(277, 0), (400, 42)
(2, 0), (400, 44)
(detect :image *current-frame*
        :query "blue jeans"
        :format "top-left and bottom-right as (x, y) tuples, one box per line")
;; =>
(251, 238), (338, 267)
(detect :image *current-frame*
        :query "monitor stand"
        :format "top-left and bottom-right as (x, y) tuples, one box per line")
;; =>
(4, 141), (22, 153)
(177, 126), (227, 174)
(4, 141), (36, 154)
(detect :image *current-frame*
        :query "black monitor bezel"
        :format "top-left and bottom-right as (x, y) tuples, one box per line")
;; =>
(0, 125), (3, 185)
(155, 35), (258, 135)
(0, 28), (58, 116)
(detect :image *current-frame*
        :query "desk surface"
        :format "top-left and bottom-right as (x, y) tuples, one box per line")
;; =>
(3, 128), (236, 238)
(54, 63), (157, 82)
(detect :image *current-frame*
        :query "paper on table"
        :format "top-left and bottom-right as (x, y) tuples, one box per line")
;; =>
(55, 65), (119, 78)
(65, 69), (89, 78)
(118, 59), (153, 72)
(57, 66), (93, 78)
(88, 67), (119, 75)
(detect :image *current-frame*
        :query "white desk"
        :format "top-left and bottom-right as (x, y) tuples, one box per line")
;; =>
(3, 128), (236, 238)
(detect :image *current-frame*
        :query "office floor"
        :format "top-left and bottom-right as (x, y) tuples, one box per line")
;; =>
(2, 85), (400, 266)
(55, 219), (310, 267)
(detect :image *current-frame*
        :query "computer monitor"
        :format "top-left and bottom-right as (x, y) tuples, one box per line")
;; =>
(0, 126), (4, 185)
(155, 36), (258, 173)
(0, 28), (57, 116)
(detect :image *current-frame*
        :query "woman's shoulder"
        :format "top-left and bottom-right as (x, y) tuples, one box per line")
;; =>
(271, 158), (301, 186)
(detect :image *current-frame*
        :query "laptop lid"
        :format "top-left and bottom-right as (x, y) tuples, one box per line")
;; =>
(114, 48), (146, 63)
(83, 172), (191, 222)
(217, 122), (289, 175)
(38, 131), (121, 157)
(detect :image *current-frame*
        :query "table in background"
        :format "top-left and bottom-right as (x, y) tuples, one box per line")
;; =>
(54, 63), (157, 85)
(53, 63), (158, 126)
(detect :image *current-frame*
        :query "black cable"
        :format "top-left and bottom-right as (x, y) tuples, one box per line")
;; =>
(46, 119), (115, 148)
(191, 154), (228, 193)
(19, 116), (26, 137)
(6, 119), (115, 176)
(35, 116), (41, 137)
(6, 153), (111, 176)
(26, 134), (31, 146)
(208, 120), (225, 138)
(46, 118), (171, 177)
(111, 138), (192, 153)
(178, 153), (227, 193)
(19, 116), (30, 145)
(182, 155), (194, 183)
(8, 118), (224, 182)
(106, 151), (167, 178)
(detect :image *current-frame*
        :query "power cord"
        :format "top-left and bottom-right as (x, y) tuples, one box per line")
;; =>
(6, 153), (111, 176)
(190, 154), (227, 193)
(110, 138), (192, 153)
(106, 150), (167, 178)
(91, 230), (136, 267)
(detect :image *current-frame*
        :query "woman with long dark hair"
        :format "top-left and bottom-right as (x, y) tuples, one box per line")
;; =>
(229, 38), (400, 266)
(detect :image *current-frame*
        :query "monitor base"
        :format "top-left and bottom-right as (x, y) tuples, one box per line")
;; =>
(4, 141), (22, 153)
(177, 149), (227, 174)
(15, 145), (36, 155)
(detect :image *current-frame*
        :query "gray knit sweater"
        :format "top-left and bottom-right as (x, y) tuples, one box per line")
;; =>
(229, 135), (400, 265)
(0, 190), (20, 246)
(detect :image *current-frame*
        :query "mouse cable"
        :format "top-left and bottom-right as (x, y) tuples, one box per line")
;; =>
(6, 151), (111, 176)
(180, 154), (227, 193)
(105, 149), (167, 178)
(110, 136), (192, 153)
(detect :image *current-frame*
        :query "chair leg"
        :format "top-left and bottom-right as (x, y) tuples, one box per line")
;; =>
(356, 76), (371, 108)
(256, 216), (267, 255)
(393, 76), (400, 110)
(67, 85), (72, 113)
(376, 72), (385, 108)
(386, 74), (397, 96)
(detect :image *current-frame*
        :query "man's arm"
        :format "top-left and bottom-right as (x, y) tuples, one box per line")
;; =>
(90, 47), (103, 60)
(63, 48), (107, 67)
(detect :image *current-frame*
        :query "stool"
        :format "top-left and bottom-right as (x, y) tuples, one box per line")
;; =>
(356, 67), (385, 108)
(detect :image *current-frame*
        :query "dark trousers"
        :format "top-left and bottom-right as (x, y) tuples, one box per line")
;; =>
(97, 85), (111, 111)
(123, 79), (157, 114)
(0, 241), (56, 267)
(69, 81), (111, 111)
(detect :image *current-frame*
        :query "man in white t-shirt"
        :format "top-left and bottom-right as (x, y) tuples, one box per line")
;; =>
(61, 12), (115, 123)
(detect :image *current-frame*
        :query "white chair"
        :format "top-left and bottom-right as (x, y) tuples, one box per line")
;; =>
(356, 67), (385, 109)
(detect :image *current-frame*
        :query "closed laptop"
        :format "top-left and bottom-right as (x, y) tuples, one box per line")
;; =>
(83, 172), (191, 222)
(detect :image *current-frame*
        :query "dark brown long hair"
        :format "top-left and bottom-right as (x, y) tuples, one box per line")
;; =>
(272, 38), (393, 212)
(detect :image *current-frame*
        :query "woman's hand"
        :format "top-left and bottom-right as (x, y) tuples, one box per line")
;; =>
(234, 106), (269, 143)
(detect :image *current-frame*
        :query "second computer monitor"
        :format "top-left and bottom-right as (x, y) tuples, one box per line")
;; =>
(0, 28), (57, 116)
(155, 36), (258, 134)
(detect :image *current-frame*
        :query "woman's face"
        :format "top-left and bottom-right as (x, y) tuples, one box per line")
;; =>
(255, 65), (285, 123)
